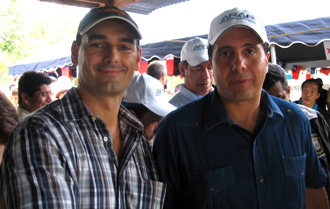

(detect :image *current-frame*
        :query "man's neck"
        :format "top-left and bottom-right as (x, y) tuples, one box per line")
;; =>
(222, 99), (261, 134)
(77, 86), (125, 159)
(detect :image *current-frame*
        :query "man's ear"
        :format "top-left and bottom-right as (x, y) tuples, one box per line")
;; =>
(179, 63), (186, 78)
(160, 73), (167, 84)
(71, 41), (79, 66)
(21, 92), (30, 107)
(135, 47), (142, 71)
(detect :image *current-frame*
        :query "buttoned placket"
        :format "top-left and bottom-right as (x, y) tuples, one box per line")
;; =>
(252, 117), (272, 209)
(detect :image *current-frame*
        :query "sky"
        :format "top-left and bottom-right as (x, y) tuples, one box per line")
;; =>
(3, 0), (330, 45)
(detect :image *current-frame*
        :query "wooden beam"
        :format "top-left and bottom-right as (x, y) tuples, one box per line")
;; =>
(40, 0), (141, 8)
(107, 0), (141, 8)
(39, 0), (103, 8)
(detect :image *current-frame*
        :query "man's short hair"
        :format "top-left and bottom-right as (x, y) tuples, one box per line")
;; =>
(147, 61), (166, 80)
(18, 71), (52, 105)
(124, 105), (149, 119)
(263, 63), (288, 92)
(301, 78), (322, 93)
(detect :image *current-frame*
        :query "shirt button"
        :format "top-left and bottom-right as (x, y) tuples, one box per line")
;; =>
(210, 188), (214, 192)
(92, 116), (97, 121)
(103, 136), (108, 142)
(301, 172), (304, 176)
(260, 176), (264, 183)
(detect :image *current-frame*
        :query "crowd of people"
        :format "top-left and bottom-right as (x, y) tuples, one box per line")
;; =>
(0, 5), (330, 209)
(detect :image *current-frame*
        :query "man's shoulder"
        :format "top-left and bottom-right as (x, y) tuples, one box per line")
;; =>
(20, 100), (64, 127)
(165, 93), (210, 124)
(266, 95), (307, 121)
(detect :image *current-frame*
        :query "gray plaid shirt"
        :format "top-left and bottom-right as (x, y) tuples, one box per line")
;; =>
(1, 87), (166, 209)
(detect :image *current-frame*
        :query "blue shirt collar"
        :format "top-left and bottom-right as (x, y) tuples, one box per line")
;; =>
(204, 89), (283, 130)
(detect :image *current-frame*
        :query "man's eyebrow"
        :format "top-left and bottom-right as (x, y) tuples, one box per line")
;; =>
(87, 34), (135, 44)
(87, 34), (106, 42)
(119, 37), (135, 45)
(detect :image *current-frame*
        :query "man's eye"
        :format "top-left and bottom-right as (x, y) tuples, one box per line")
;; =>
(192, 68), (202, 72)
(119, 45), (131, 50)
(222, 51), (230, 56)
(91, 43), (102, 48)
(247, 49), (255, 54)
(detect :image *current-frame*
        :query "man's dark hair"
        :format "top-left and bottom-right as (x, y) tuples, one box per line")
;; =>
(301, 78), (322, 93)
(18, 71), (52, 105)
(147, 61), (166, 80)
(208, 42), (269, 59)
(263, 63), (288, 91)
(180, 61), (189, 69)
(124, 105), (149, 119)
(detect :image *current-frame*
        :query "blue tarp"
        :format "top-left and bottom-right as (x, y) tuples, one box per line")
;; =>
(141, 16), (330, 63)
(8, 37), (73, 76)
(8, 16), (330, 76)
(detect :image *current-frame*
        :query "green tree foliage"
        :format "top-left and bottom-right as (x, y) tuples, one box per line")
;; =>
(0, 0), (87, 90)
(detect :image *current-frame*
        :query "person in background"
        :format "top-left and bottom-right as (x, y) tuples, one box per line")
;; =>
(169, 37), (214, 108)
(122, 73), (176, 147)
(147, 61), (167, 87)
(295, 78), (330, 126)
(263, 63), (330, 203)
(0, 6), (165, 209)
(0, 90), (18, 163)
(147, 61), (174, 95)
(316, 78), (328, 111)
(10, 87), (18, 107)
(0, 90), (18, 209)
(16, 71), (52, 121)
(153, 7), (328, 209)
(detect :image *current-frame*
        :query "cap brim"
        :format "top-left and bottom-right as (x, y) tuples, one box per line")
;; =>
(79, 16), (142, 39)
(145, 101), (176, 117)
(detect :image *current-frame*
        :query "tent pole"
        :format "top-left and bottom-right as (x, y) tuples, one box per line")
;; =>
(270, 44), (277, 64)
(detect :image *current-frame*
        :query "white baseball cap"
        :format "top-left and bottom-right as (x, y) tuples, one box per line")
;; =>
(180, 37), (208, 67)
(122, 73), (176, 117)
(208, 8), (268, 45)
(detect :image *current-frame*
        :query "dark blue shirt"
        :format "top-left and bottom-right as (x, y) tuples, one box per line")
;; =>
(153, 90), (327, 209)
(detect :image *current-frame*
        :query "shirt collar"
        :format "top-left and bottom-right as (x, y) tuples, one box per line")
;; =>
(204, 89), (283, 130)
(61, 88), (144, 132)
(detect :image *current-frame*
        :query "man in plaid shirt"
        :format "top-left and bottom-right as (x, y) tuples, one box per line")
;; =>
(0, 6), (166, 209)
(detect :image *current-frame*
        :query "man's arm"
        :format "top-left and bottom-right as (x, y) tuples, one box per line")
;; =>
(0, 118), (75, 209)
(306, 187), (329, 209)
(153, 120), (181, 209)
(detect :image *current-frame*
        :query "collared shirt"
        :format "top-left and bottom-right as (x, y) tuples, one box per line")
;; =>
(16, 106), (30, 121)
(169, 84), (213, 108)
(1, 87), (166, 209)
(153, 89), (326, 209)
(296, 99), (329, 125)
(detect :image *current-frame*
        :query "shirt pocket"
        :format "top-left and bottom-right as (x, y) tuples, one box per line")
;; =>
(188, 165), (236, 209)
(141, 180), (166, 209)
(282, 153), (306, 209)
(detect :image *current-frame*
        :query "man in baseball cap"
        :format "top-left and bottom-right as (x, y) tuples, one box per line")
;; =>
(1, 6), (166, 208)
(169, 37), (214, 108)
(153, 8), (328, 209)
(123, 73), (176, 147)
